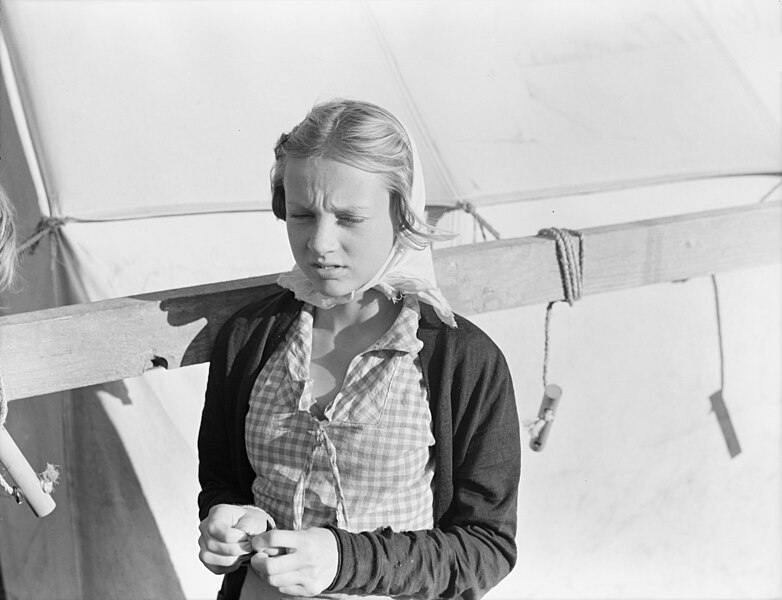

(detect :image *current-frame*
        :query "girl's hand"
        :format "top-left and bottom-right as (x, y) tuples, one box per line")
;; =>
(249, 527), (339, 596)
(198, 504), (274, 575)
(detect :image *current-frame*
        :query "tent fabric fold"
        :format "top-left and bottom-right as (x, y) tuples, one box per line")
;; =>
(0, 2), (779, 599)
(0, 0), (778, 220)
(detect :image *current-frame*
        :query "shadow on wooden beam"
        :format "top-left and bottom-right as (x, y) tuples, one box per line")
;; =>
(0, 202), (779, 401)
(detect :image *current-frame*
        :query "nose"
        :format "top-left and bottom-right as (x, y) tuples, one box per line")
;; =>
(307, 217), (338, 256)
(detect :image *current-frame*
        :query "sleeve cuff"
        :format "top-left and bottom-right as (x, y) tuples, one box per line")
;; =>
(323, 525), (354, 592)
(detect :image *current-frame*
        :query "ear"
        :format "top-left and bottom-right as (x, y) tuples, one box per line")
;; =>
(272, 185), (287, 220)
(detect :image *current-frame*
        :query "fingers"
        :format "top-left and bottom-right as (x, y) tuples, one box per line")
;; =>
(250, 528), (297, 553)
(234, 508), (273, 537)
(198, 534), (247, 575)
(198, 505), (262, 574)
(200, 517), (249, 545)
(199, 518), (253, 554)
(248, 528), (338, 597)
(250, 553), (311, 596)
(250, 548), (297, 576)
(200, 531), (252, 556)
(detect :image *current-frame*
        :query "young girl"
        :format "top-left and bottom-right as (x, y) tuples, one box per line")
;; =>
(197, 99), (520, 599)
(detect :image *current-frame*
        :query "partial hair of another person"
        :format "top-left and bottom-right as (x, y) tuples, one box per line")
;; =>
(271, 98), (451, 251)
(0, 186), (17, 291)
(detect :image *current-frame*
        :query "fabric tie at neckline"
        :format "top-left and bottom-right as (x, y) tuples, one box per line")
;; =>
(292, 422), (350, 531)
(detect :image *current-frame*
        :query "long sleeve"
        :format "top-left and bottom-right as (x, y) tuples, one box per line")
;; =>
(197, 319), (255, 520)
(325, 314), (520, 599)
(197, 289), (301, 521)
(197, 294), (519, 600)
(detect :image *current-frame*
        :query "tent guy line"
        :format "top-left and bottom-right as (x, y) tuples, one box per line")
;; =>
(426, 171), (782, 209)
(527, 227), (584, 453)
(13, 206), (502, 245)
(5, 171), (778, 226)
(15, 216), (70, 256)
(12, 173), (780, 249)
(707, 274), (741, 459)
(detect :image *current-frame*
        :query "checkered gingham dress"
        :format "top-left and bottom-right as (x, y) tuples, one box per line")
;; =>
(244, 296), (435, 535)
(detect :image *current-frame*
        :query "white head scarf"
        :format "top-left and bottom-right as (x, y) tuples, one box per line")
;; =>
(276, 119), (457, 328)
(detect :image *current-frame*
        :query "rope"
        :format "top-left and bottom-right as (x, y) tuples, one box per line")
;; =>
(459, 201), (501, 241)
(758, 179), (782, 204)
(16, 216), (70, 257)
(538, 227), (584, 306)
(542, 301), (556, 389)
(538, 228), (584, 387)
(711, 275), (725, 391)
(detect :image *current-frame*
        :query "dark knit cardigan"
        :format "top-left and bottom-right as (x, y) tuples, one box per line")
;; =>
(197, 288), (521, 599)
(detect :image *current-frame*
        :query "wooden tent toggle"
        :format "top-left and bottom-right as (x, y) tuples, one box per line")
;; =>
(527, 384), (563, 452)
(528, 227), (584, 452)
(0, 429), (58, 517)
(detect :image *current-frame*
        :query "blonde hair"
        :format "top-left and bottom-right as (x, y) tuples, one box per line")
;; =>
(0, 186), (17, 291)
(270, 98), (447, 249)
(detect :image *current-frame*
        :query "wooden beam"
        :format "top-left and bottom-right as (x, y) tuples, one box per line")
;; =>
(0, 202), (779, 401)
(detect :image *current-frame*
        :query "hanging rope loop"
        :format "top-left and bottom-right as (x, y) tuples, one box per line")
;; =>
(527, 227), (585, 451)
(537, 227), (584, 306)
(538, 227), (585, 388)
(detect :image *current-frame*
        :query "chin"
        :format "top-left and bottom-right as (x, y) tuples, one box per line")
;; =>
(310, 280), (356, 298)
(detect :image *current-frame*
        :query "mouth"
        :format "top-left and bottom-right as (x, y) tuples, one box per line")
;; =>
(310, 262), (346, 278)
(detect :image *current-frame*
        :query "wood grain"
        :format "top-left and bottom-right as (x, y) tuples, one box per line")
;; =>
(1, 202), (778, 401)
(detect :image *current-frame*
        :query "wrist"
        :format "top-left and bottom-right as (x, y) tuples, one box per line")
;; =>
(322, 525), (344, 592)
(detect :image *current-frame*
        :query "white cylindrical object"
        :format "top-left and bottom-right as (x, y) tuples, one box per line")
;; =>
(529, 384), (563, 452)
(0, 427), (56, 517)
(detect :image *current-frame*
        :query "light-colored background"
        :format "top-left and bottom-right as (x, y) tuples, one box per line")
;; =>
(0, 1), (779, 598)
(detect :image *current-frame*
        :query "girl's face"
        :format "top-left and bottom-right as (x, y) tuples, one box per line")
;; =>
(283, 157), (395, 298)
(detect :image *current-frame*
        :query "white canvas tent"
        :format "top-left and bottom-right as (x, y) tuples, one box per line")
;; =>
(0, 1), (780, 599)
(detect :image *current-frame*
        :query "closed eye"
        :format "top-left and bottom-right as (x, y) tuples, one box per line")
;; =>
(338, 218), (363, 226)
(337, 214), (366, 226)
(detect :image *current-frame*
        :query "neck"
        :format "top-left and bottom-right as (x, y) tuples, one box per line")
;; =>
(312, 289), (401, 333)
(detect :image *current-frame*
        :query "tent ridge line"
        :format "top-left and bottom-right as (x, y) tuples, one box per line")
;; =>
(427, 171), (782, 208)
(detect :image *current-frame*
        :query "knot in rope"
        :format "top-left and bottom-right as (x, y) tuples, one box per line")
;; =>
(457, 200), (475, 215)
(457, 201), (501, 240)
(17, 216), (71, 257)
(537, 227), (584, 305)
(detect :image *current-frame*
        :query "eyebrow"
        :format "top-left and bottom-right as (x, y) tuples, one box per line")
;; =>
(285, 196), (375, 214)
